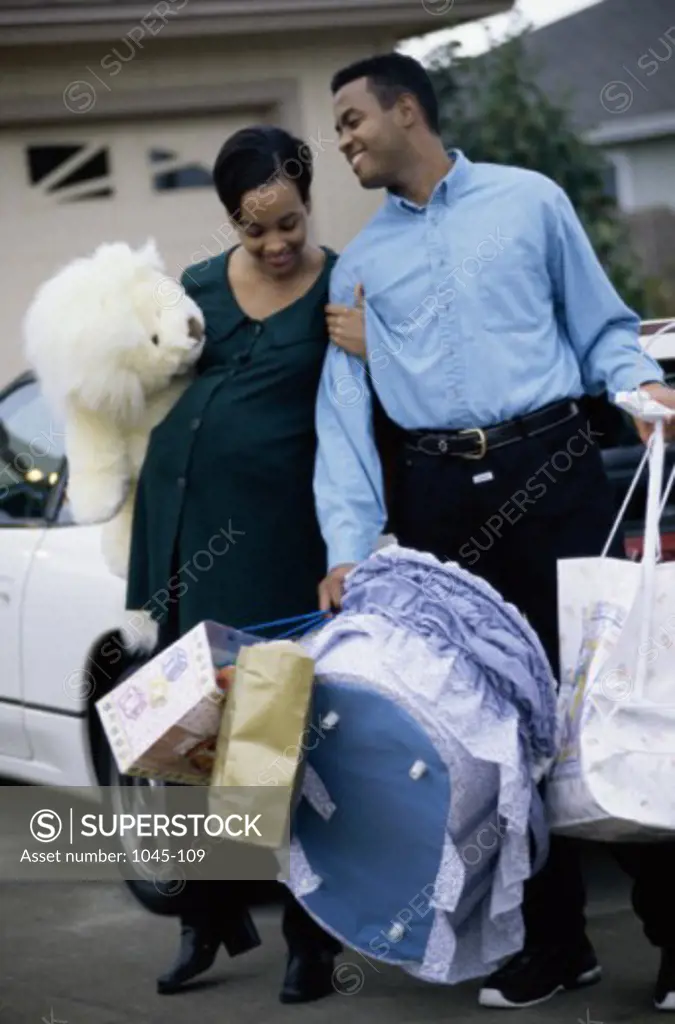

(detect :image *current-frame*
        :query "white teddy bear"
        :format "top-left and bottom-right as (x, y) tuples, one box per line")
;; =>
(23, 238), (205, 598)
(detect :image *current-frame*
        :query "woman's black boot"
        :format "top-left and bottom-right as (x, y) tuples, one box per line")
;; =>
(157, 921), (222, 994)
(156, 902), (261, 995)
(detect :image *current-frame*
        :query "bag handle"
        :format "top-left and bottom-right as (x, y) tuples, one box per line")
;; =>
(601, 426), (675, 561)
(642, 420), (667, 569)
(601, 443), (650, 558)
(630, 421), (666, 700)
(662, 462), (675, 519)
(236, 610), (333, 640)
(598, 424), (674, 703)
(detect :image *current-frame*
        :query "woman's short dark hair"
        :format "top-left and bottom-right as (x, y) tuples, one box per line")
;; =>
(331, 53), (441, 136)
(212, 125), (313, 220)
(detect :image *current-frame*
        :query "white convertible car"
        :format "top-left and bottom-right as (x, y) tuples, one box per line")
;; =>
(1, 319), (674, 790)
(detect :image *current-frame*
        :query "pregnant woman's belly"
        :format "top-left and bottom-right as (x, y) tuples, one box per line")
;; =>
(148, 369), (319, 490)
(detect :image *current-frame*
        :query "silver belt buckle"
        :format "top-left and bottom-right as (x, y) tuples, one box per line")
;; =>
(458, 428), (488, 459)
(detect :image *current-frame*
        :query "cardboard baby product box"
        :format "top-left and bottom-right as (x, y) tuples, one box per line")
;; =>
(96, 620), (260, 784)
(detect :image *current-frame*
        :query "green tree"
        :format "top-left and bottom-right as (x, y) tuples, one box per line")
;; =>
(426, 31), (651, 315)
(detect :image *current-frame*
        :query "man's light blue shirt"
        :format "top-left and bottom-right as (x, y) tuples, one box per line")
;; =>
(314, 150), (664, 570)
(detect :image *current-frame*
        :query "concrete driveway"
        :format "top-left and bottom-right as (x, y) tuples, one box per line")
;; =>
(0, 846), (667, 1024)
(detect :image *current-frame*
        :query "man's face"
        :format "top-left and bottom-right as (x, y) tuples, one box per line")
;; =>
(333, 77), (405, 189)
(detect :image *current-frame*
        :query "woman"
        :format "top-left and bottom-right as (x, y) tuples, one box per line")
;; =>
(125, 125), (365, 1002)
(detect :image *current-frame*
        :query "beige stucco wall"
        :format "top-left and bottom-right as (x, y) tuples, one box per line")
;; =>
(0, 30), (399, 253)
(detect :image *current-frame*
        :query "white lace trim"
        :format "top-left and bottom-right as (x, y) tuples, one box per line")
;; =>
(301, 763), (336, 822)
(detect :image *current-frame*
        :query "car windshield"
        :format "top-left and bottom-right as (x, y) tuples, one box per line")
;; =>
(0, 380), (65, 523)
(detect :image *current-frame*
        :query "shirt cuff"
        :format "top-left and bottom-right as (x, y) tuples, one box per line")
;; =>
(608, 357), (665, 400)
(327, 533), (376, 572)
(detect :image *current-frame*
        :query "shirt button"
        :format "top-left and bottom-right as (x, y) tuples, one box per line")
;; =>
(177, 477), (186, 488)
(253, 322), (263, 336)
(190, 418), (201, 430)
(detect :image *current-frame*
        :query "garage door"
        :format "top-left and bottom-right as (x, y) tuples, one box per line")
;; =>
(0, 111), (268, 386)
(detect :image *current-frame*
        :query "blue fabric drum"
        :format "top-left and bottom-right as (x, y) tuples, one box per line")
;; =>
(286, 546), (558, 985)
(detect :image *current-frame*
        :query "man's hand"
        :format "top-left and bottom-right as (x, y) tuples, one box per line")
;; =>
(325, 284), (366, 358)
(632, 382), (675, 443)
(318, 563), (356, 612)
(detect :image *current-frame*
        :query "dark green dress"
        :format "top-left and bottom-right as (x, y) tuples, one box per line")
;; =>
(126, 246), (338, 643)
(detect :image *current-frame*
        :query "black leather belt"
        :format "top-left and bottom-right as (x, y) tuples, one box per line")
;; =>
(404, 399), (580, 459)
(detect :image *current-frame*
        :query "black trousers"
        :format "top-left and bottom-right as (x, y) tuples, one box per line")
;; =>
(390, 409), (675, 951)
(164, 879), (341, 957)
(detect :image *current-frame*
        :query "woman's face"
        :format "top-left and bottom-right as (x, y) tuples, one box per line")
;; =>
(234, 177), (309, 279)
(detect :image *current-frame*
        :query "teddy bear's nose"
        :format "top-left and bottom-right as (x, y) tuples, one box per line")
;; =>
(187, 316), (203, 342)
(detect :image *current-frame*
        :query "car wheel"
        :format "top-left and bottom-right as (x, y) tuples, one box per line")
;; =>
(94, 691), (281, 913)
(98, 737), (188, 917)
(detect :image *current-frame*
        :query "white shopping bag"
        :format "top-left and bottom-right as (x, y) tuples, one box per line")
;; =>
(547, 397), (675, 840)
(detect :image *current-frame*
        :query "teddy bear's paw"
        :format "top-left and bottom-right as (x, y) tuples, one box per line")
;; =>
(119, 610), (160, 656)
(68, 476), (129, 525)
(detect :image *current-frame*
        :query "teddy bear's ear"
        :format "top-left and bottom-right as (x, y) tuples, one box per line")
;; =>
(139, 237), (164, 270)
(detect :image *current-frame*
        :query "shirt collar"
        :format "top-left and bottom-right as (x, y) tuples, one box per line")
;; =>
(387, 148), (470, 214)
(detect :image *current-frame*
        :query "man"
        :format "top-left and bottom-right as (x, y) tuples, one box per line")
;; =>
(314, 52), (675, 1011)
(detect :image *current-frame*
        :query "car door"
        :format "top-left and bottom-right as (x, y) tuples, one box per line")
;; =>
(21, 484), (127, 723)
(0, 374), (65, 758)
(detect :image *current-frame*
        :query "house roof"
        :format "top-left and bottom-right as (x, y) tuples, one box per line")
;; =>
(518, 0), (675, 142)
(0, 0), (514, 46)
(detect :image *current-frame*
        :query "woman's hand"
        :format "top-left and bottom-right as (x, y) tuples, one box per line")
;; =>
(325, 284), (366, 358)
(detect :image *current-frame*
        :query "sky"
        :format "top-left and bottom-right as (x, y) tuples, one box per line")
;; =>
(399, 0), (605, 60)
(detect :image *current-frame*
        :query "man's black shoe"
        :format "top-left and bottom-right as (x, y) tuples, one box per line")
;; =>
(279, 951), (336, 1004)
(655, 947), (675, 1011)
(478, 935), (601, 1009)
(157, 924), (222, 994)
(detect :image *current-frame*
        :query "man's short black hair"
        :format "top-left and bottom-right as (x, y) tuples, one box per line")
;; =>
(331, 53), (441, 135)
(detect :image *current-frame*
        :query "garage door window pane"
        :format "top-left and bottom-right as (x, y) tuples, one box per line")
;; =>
(27, 144), (81, 184)
(48, 149), (110, 192)
(0, 382), (64, 524)
(154, 166), (213, 189)
(26, 145), (114, 202)
(149, 149), (212, 190)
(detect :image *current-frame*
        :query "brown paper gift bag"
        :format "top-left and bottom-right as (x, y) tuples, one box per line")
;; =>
(208, 639), (315, 849)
